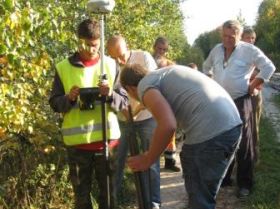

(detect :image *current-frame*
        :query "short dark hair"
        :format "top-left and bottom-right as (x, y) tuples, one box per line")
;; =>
(187, 62), (197, 69)
(153, 36), (168, 47)
(120, 64), (148, 88)
(77, 19), (100, 39)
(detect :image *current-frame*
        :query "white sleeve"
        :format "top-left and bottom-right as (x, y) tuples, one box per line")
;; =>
(253, 46), (276, 82)
(143, 51), (157, 71)
(203, 50), (214, 76)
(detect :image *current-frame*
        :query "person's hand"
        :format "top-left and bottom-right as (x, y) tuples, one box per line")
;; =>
(248, 84), (259, 96)
(249, 77), (264, 96)
(121, 108), (130, 121)
(67, 86), (79, 101)
(127, 152), (152, 172)
(133, 104), (146, 116)
(98, 81), (111, 96)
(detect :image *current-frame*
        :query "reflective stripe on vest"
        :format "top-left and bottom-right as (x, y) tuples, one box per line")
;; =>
(56, 57), (120, 145)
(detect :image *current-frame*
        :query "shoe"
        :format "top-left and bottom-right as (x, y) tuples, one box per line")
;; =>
(164, 158), (181, 172)
(152, 203), (161, 209)
(221, 178), (233, 187)
(238, 188), (250, 199)
(164, 163), (181, 172)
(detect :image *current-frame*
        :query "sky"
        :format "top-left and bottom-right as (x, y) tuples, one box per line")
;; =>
(180, 0), (263, 45)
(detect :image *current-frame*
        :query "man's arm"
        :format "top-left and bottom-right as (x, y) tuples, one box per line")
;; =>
(49, 71), (77, 113)
(108, 64), (129, 112)
(254, 47), (276, 82)
(127, 88), (176, 171)
(202, 47), (216, 77)
(109, 85), (129, 112)
(203, 59), (214, 77)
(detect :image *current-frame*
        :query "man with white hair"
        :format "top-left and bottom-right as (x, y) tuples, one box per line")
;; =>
(203, 20), (275, 198)
(107, 35), (161, 209)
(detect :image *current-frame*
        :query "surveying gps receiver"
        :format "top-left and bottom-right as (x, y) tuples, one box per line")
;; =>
(87, 0), (115, 14)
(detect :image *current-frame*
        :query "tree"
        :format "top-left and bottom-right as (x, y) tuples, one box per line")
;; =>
(0, 0), (191, 207)
(255, 0), (280, 71)
(193, 28), (221, 59)
(106, 0), (188, 60)
(0, 0), (189, 143)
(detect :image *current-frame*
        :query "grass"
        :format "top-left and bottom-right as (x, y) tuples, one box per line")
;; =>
(273, 93), (280, 109)
(116, 170), (138, 209)
(243, 94), (280, 209)
(1, 93), (280, 209)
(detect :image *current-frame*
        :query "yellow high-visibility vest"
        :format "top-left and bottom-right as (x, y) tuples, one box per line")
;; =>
(56, 56), (120, 146)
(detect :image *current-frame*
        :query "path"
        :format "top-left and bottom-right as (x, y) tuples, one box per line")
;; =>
(159, 141), (187, 209)
(160, 142), (242, 209)
(159, 73), (280, 209)
(262, 81), (280, 141)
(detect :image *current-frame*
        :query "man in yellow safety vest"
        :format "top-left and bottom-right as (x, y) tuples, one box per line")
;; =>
(49, 19), (128, 209)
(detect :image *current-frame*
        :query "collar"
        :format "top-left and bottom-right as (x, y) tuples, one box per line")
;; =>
(68, 52), (100, 67)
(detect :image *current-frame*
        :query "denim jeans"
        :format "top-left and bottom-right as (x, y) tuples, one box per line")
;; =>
(115, 118), (161, 208)
(180, 125), (241, 209)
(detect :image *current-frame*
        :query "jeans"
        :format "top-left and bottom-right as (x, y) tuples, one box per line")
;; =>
(115, 118), (161, 208)
(180, 125), (241, 209)
(67, 147), (116, 209)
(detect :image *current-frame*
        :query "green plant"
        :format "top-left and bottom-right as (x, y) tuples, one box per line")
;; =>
(244, 117), (280, 209)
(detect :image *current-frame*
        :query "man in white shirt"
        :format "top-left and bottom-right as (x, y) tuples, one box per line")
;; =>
(203, 20), (275, 198)
(107, 35), (161, 209)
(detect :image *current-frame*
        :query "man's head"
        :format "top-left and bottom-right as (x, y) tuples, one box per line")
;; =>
(153, 36), (169, 58)
(187, 62), (198, 70)
(120, 64), (148, 100)
(77, 19), (101, 60)
(107, 35), (130, 65)
(242, 26), (256, 44)
(222, 20), (243, 50)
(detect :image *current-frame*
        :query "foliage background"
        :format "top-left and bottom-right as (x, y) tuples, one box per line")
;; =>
(0, 0), (279, 208)
(254, 0), (280, 70)
(0, 0), (194, 208)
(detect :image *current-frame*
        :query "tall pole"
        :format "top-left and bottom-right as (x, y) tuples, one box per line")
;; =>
(87, 1), (116, 208)
(100, 15), (105, 76)
(99, 14), (111, 209)
(127, 106), (150, 209)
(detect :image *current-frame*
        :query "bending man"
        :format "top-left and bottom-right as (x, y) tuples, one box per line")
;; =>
(120, 64), (242, 209)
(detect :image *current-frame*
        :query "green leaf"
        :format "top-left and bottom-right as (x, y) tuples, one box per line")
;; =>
(7, 53), (15, 64)
(3, 0), (14, 11)
(0, 44), (8, 54)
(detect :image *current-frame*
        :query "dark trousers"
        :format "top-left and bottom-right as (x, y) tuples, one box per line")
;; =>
(223, 94), (256, 190)
(67, 147), (116, 209)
